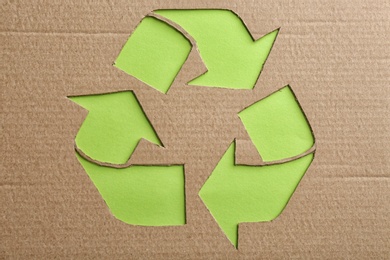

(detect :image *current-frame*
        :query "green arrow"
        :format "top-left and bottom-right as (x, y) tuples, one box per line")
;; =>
(69, 91), (161, 164)
(154, 9), (279, 90)
(75, 154), (185, 226)
(199, 141), (314, 248)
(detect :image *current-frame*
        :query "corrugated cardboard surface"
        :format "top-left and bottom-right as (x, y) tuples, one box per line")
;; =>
(2, 0), (389, 258)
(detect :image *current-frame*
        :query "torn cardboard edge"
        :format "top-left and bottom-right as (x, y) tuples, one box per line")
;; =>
(74, 138), (178, 168)
(153, 8), (276, 41)
(235, 139), (316, 166)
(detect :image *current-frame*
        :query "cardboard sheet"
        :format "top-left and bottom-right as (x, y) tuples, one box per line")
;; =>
(2, 0), (389, 258)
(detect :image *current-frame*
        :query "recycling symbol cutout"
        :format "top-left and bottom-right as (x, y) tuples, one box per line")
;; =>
(69, 9), (316, 248)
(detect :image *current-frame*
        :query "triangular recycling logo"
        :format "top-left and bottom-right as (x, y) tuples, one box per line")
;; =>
(69, 9), (316, 248)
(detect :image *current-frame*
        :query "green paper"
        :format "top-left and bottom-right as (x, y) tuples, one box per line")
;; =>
(114, 17), (191, 93)
(76, 154), (186, 226)
(239, 86), (314, 161)
(199, 142), (314, 247)
(69, 91), (161, 164)
(155, 9), (278, 89)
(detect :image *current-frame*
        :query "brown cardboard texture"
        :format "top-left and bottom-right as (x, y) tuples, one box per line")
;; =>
(2, 1), (389, 259)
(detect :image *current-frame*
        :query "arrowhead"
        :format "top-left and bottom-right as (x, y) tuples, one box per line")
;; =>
(199, 141), (314, 248)
(69, 91), (161, 164)
(154, 9), (279, 89)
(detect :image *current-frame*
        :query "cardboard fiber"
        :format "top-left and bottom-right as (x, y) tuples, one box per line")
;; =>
(1, 0), (389, 259)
